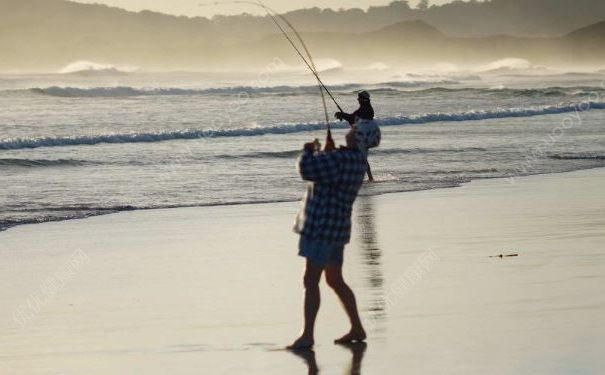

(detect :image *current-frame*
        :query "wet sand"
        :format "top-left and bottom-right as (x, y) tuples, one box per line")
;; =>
(1, 169), (604, 374)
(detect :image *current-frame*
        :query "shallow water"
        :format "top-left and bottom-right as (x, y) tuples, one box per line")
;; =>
(1, 69), (605, 231)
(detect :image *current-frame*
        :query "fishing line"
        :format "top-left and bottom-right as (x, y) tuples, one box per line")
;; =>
(255, 1), (331, 127)
(200, 1), (344, 128)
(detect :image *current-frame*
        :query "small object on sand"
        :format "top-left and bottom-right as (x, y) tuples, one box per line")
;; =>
(490, 253), (519, 258)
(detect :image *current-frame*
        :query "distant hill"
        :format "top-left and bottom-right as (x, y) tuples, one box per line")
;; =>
(0, 0), (215, 70)
(565, 21), (605, 42)
(368, 20), (445, 40)
(418, 0), (605, 37)
(211, 0), (605, 38)
(1, 0), (604, 71)
(561, 21), (605, 63)
(233, 20), (605, 68)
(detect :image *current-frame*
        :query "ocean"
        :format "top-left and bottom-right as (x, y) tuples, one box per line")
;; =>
(1, 62), (605, 232)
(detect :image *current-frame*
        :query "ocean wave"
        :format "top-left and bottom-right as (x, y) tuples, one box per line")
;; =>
(31, 86), (206, 97)
(218, 150), (302, 159)
(477, 58), (549, 74)
(405, 73), (482, 81)
(28, 80), (460, 98)
(374, 147), (488, 155)
(0, 199), (293, 232)
(0, 158), (94, 167)
(2, 101), (604, 150)
(424, 168), (499, 175)
(25, 83), (604, 99)
(217, 147), (489, 160)
(376, 80), (458, 88)
(0, 205), (137, 232)
(549, 153), (605, 161)
(374, 101), (605, 127)
(5, 205), (138, 213)
(58, 60), (139, 75)
(412, 86), (605, 97)
(29, 85), (350, 98)
(0, 123), (328, 150)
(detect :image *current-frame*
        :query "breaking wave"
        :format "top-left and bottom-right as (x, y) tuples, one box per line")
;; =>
(2, 101), (604, 150)
(59, 60), (139, 75)
(217, 147), (489, 160)
(0, 158), (94, 167)
(478, 58), (548, 74)
(0, 200), (291, 232)
(549, 153), (605, 161)
(28, 81), (460, 98)
(24, 83), (604, 99)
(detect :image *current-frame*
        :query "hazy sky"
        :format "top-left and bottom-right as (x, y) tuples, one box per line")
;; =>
(71, 0), (456, 17)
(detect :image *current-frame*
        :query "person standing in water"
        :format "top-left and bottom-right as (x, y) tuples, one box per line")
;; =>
(335, 90), (376, 181)
(288, 123), (380, 350)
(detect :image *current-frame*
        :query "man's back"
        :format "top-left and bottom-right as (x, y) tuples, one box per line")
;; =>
(294, 147), (367, 245)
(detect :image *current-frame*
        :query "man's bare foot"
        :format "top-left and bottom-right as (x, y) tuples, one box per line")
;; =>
(334, 329), (366, 344)
(287, 335), (314, 350)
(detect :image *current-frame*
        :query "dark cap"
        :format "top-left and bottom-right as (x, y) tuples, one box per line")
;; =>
(358, 90), (371, 101)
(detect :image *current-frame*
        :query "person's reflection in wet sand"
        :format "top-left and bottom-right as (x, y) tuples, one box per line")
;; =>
(289, 349), (319, 375)
(289, 342), (367, 375)
(355, 196), (385, 323)
(339, 342), (368, 375)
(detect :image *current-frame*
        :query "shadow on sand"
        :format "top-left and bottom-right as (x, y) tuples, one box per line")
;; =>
(289, 342), (367, 375)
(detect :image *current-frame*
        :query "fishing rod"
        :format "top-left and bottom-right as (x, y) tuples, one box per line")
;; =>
(253, 1), (331, 126)
(201, 1), (344, 115)
(255, 2), (344, 115)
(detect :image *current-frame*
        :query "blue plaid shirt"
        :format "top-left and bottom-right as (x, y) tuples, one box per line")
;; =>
(294, 147), (367, 244)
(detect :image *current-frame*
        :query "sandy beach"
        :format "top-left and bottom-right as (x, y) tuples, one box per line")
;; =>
(1, 168), (604, 374)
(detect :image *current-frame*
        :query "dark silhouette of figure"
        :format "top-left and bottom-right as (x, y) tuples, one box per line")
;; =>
(335, 91), (377, 181)
(335, 91), (374, 125)
(290, 127), (374, 349)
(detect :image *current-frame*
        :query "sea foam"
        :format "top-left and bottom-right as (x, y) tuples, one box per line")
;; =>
(2, 101), (604, 150)
(58, 60), (139, 75)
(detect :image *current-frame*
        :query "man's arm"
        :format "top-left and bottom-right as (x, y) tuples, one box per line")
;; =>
(335, 111), (357, 125)
(298, 148), (340, 184)
(336, 105), (374, 125)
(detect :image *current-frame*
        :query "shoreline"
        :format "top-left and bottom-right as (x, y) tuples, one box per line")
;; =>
(3, 165), (605, 235)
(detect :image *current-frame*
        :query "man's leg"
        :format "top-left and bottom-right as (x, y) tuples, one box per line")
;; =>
(325, 263), (366, 343)
(288, 260), (324, 349)
(366, 161), (374, 182)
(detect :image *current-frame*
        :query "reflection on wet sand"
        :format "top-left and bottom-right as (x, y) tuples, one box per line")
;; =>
(355, 196), (385, 324)
(289, 342), (367, 375)
(289, 348), (319, 375)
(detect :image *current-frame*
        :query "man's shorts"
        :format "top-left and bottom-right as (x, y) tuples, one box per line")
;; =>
(298, 237), (345, 267)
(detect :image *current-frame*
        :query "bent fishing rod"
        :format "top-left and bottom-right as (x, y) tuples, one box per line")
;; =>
(201, 1), (344, 116)
(256, 2), (344, 115)
(252, 1), (330, 126)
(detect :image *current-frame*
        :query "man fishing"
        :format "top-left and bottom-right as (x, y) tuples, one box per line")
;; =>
(223, 2), (382, 349)
(335, 90), (376, 181)
(288, 123), (380, 350)
(335, 90), (374, 125)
